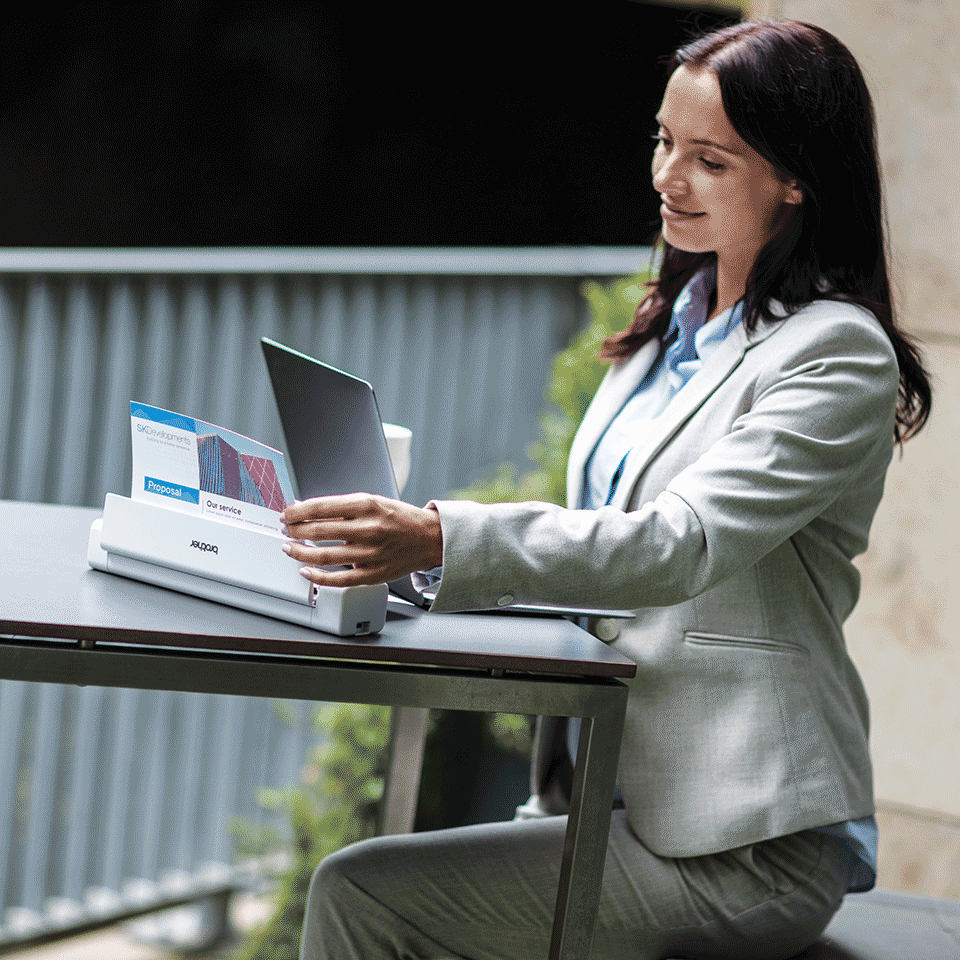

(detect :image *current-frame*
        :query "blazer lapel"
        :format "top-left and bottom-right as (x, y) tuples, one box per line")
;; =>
(609, 318), (773, 511)
(566, 339), (660, 508)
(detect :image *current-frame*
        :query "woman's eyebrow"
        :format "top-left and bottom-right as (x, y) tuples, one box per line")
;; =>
(655, 118), (743, 157)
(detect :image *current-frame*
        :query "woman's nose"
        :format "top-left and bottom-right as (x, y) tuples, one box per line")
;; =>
(652, 154), (684, 195)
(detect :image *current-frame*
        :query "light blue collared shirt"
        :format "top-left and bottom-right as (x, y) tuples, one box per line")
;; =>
(576, 264), (877, 892)
(584, 262), (743, 509)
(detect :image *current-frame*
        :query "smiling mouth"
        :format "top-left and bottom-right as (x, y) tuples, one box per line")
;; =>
(660, 204), (705, 221)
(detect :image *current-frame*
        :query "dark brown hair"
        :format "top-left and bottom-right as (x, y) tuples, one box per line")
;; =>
(602, 20), (931, 442)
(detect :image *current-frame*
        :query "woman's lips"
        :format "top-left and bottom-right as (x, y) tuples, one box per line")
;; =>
(660, 204), (705, 222)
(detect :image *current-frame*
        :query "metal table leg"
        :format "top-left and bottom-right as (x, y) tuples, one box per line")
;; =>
(548, 687), (627, 960)
(380, 706), (430, 835)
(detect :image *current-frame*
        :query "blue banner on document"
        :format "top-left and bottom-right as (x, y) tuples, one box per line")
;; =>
(143, 476), (200, 504)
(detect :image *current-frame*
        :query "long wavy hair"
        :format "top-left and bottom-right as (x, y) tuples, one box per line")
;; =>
(601, 20), (931, 442)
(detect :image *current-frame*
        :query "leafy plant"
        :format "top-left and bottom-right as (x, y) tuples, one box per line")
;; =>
(488, 712), (534, 758)
(452, 272), (650, 505)
(225, 271), (649, 959)
(230, 703), (390, 960)
(229, 704), (531, 960)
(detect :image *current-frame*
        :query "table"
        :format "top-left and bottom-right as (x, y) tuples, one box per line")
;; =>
(0, 501), (635, 960)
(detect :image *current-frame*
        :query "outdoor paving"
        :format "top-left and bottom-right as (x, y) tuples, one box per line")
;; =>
(4, 892), (274, 960)
(4, 928), (170, 960)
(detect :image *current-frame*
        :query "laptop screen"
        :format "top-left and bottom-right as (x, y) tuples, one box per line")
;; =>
(260, 338), (400, 503)
(261, 338), (433, 609)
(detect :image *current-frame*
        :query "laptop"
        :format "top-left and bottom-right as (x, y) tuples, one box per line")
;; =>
(261, 337), (633, 621)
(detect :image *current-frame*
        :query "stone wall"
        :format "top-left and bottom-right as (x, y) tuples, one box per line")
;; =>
(752, 0), (960, 897)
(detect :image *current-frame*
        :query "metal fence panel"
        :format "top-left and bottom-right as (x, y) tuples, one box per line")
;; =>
(0, 247), (650, 943)
(0, 681), (321, 938)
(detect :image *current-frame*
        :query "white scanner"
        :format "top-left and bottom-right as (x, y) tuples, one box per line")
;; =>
(87, 493), (388, 637)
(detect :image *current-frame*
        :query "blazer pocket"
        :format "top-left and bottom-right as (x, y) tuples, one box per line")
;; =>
(679, 630), (831, 806)
(683, 631), (810, 659)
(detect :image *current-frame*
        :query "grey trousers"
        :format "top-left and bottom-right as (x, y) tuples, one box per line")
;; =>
(299, 811), (849, 960)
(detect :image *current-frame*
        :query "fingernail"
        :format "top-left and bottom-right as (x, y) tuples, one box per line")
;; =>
(299, 567), (311, 578)
(282, 543), (292, 555)
(281, 524), (290, 535)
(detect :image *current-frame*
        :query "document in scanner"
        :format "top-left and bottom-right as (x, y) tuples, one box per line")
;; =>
(129, 401), (296, 535)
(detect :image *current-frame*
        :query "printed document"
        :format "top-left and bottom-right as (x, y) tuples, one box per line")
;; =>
(130, 402), (295, 534)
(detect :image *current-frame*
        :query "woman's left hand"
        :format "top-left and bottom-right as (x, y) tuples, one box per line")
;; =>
(280, 494), (443, 587)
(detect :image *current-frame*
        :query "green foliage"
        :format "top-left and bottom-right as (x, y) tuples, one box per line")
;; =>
(487, 712), (534, 758)
(452, 273), (650, 505)
(230, 704), (529, 960)
(230, 703), (391, 960)
(224, 273), (649, 959)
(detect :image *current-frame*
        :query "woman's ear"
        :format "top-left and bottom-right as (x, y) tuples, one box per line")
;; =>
(784, 180), (803, 205)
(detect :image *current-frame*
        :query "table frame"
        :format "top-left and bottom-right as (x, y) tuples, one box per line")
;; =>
(0, 633), (627, 960)
(1, 500), (633, 960)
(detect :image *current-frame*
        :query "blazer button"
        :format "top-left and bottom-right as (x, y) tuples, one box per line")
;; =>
(497, 593), (514, 606)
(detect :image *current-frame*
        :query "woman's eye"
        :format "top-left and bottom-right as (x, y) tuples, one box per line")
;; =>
(652, 132), (724, 171)
(652, 134), (723, 172)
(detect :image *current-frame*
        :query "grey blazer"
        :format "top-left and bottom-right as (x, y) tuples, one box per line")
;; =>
(428, 298), (899, 857)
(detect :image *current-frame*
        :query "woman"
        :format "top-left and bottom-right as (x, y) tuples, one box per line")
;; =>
(284, 19), (932, 960)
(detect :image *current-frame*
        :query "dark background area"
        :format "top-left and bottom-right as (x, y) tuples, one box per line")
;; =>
(0, 3), (739, 248)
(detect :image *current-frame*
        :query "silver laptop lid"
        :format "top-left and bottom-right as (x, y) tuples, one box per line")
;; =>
(261, 338), (399, 502)
(261, 338), (427, 608)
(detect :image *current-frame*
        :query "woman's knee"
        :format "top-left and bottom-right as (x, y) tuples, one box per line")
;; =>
(302, 844), (372, 960)
(303, 837), (432, 960)
(307, 841), (369, 916)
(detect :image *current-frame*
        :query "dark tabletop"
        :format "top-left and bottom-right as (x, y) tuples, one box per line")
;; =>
(1, 501), (636, 679)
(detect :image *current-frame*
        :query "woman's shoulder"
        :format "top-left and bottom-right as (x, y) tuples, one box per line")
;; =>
(764, 296), (897, 362)
(754, 297), (900, 406)
(791, 295), (886, 325)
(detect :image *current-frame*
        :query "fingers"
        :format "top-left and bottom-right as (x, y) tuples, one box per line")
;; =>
(283, 536), (407, 585)
(281, 493), (379, 526)
(279, 494), (443, 587)
(282, 540), (379, 568)
(297, 563), (389, 589)
(283, 519), (380, 544)
(281, 494), (392, 543)
(281, 518), (395, 586)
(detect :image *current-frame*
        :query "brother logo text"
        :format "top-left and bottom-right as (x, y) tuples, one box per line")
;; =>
(189, 540), (219, 555)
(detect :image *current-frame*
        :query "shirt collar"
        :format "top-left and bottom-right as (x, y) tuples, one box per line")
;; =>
(668, 263), (716, 336)
(665, 263), (744, 349)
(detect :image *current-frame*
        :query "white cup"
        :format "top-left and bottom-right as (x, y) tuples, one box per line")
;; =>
(382, 423), (413, 493)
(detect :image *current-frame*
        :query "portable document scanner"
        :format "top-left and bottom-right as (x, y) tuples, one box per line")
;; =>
(88, 493), (388, 637)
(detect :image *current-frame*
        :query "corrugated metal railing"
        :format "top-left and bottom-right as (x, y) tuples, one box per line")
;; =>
(0, 247), (651, 948)
(0, 683), (315, 950)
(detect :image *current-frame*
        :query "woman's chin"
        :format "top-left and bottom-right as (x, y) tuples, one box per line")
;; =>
(660, 219), (709, 250)
(662, 230), (711, 255)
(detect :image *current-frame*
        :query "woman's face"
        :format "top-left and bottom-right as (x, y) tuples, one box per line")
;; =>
(652, 65), (801, 277)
